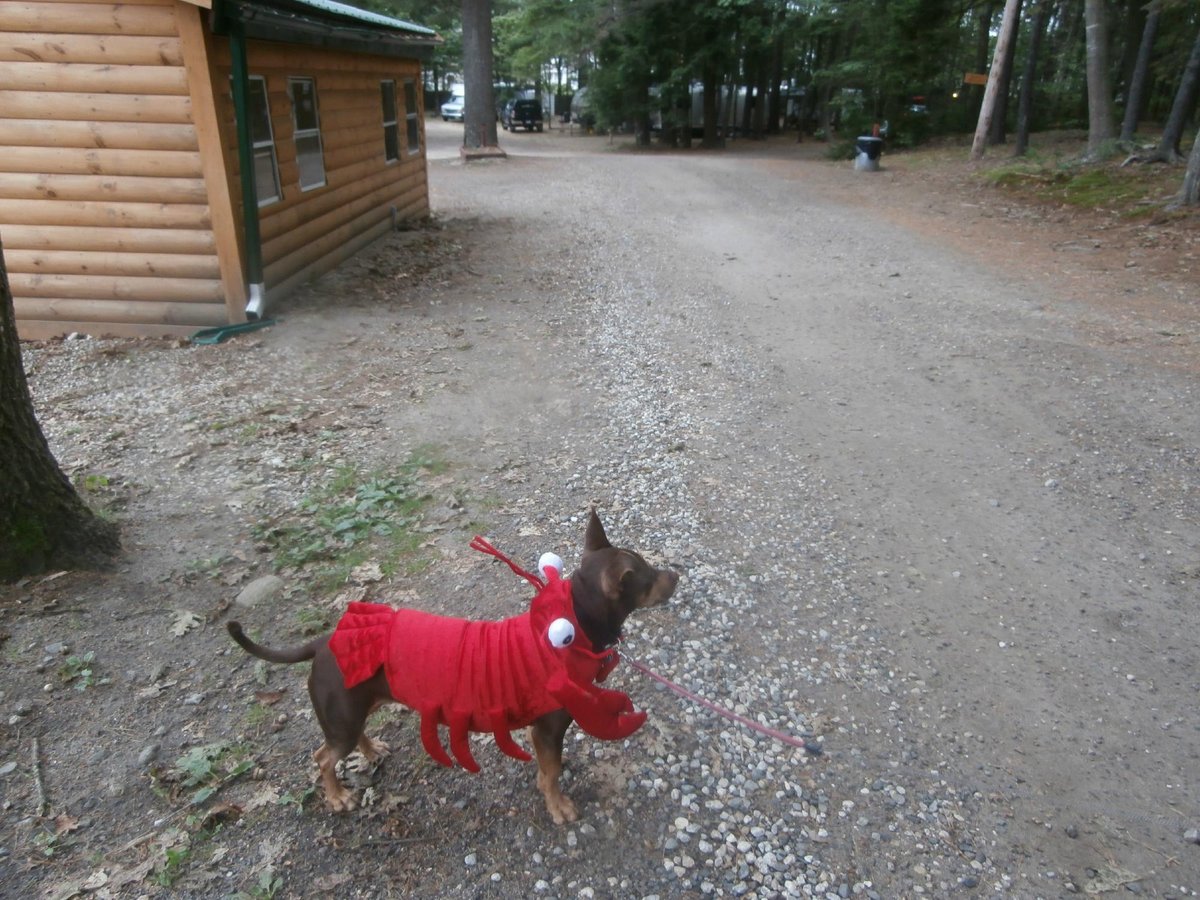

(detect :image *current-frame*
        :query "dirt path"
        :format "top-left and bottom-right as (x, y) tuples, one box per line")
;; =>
(2, 120), (1198, 898)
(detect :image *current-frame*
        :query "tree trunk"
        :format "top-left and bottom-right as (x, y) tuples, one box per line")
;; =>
(1046, 0), (1084, 125)
(1015, 0), (1050, 155)
(1083, 0), (1115, 157)
(1153, 26), (1200, 163)
(461, 0), (499, 152)
(702, 60), (722, 148)
(971, 3), (996, 122)
(988, 0), (1024, 145)
(971, 0), (1022, 160)
(1119, 0), (1160, 143)
(0, 244), (120, 581)
(1179, 124), (1200, 204)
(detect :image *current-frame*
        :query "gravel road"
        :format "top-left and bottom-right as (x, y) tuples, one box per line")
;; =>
(422, 121), (1200, 896)
(4, 120), (1197, 899)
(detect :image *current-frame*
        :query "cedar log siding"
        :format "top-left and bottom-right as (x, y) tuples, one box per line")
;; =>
(3, 0), (430, 339)
(210, 42), (429, 300)
(0, 0), (239, 339)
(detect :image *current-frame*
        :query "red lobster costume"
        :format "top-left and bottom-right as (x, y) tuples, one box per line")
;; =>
(327, 538), (646, 772)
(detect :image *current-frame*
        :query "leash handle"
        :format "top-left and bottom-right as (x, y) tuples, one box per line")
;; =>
(622, 655), (822, 756)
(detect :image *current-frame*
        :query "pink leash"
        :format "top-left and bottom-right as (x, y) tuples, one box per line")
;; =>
(620, 655), (822, 755)
(473, 537), (822, 756)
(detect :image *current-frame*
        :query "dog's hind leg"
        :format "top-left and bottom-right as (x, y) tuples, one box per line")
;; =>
(312, 742), (357, 812)
(530, 709), (577, 824)
(307, 658), (384, 812)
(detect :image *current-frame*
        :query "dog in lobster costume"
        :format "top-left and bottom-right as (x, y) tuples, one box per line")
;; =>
(228, 510), (679, 822)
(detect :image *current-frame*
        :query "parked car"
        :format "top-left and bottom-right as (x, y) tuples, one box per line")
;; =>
(569, 87), (595, 129)
(440, 86), (465, 122)
(501, 98), (543, 132)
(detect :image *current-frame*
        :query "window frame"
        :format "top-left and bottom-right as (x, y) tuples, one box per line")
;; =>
(246, 75), (281, 207)
(403, 79), (421, 156)
(381, 79), (400, 163)
(288, 76), (326, 192)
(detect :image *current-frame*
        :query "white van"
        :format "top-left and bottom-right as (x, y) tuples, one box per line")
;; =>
(440, 85), (465, 122)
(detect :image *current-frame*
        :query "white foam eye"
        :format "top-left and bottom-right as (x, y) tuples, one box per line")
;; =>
(547, 618), (575, 648)
(539, 552), (564, 577)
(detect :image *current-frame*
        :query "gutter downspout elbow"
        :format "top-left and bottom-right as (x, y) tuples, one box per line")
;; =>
(244, 282), (266, 320)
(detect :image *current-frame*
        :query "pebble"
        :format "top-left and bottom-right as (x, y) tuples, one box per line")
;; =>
(235, 575), (285, 608)
(1185, 828), (1200, 845)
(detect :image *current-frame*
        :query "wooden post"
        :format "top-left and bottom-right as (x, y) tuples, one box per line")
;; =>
(970, 0), (1021, 161)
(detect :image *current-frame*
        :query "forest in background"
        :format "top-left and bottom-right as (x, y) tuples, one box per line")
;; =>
(373, 1), (1196, 149)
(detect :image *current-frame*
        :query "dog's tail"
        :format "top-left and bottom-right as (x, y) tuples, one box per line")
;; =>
(227, 621), (325, 664)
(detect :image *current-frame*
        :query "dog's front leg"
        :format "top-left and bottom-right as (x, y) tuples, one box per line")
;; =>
(530, 709), (577, 824)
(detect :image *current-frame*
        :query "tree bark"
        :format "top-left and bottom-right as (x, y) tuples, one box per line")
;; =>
(1179, 124), (1200, 205)
(988, 0), (1024, 145)
(461, 0), (499, 152)
(1119, 0), (1160, 143)
(0, 243), (119, 581)
(701, 59), (722, 148)
(971, 3), (996, 122)
(1083, 0), (1115, 157)
(1153, 26), (1200, 163)
(1015, 0), (1050, 155)
(971, 0), (1022, 160)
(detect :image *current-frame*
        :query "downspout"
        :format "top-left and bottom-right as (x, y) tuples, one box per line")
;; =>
(217, 1), (267, 319)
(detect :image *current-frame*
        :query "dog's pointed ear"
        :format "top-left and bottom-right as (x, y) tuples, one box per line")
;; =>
(584, 507), (611, 551)
(600, 563), (634, 605)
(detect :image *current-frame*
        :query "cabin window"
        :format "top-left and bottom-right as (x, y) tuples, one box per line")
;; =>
(381, 80), (399, 162)
(289, 77), (326, 191)
(404, 80), (420, 155)
(247, 76), (281, 206)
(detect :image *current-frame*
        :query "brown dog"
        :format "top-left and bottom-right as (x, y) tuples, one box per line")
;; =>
(227, 510), (678, 822)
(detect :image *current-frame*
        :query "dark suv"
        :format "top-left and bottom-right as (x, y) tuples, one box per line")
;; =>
(501, 98), (544, 132)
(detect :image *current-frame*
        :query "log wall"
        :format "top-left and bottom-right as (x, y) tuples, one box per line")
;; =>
(2, 0), (432, 340)
(208, 40), (429, 298)
(1, 0), (231, 338)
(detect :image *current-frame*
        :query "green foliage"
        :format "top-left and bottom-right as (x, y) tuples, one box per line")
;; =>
(59, 651), (107, 691)
(155, 846), (190, 888)
(171, 742), (254, 805)
(251, 448), (448, 589)
(983, 156), (1176, 217)
(349, 0), (1198, 158)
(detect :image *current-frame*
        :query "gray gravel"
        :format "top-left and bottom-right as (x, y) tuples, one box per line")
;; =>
(5, 120), (1198, 899)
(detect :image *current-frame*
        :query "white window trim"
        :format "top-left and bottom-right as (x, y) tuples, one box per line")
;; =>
(382, 79), (400, 164)
(248, 75), (281, 207)
(404, 79), (421, 157)
(289, 76), (326, 192)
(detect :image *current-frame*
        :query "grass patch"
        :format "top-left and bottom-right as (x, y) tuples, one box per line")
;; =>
(982, 157), (1175, 217)
(253, 446), (449, 589)
(165, 741), (255, 806)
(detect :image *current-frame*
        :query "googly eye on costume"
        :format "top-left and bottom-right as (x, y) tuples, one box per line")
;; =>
(547, 617), (575, 648)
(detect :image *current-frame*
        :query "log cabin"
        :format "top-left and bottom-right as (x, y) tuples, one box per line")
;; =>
(0, 0), (440, 339)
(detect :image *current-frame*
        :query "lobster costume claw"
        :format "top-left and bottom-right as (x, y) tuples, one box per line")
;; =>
(528, 566), (646, 737)
(547, 670), (647, 740)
